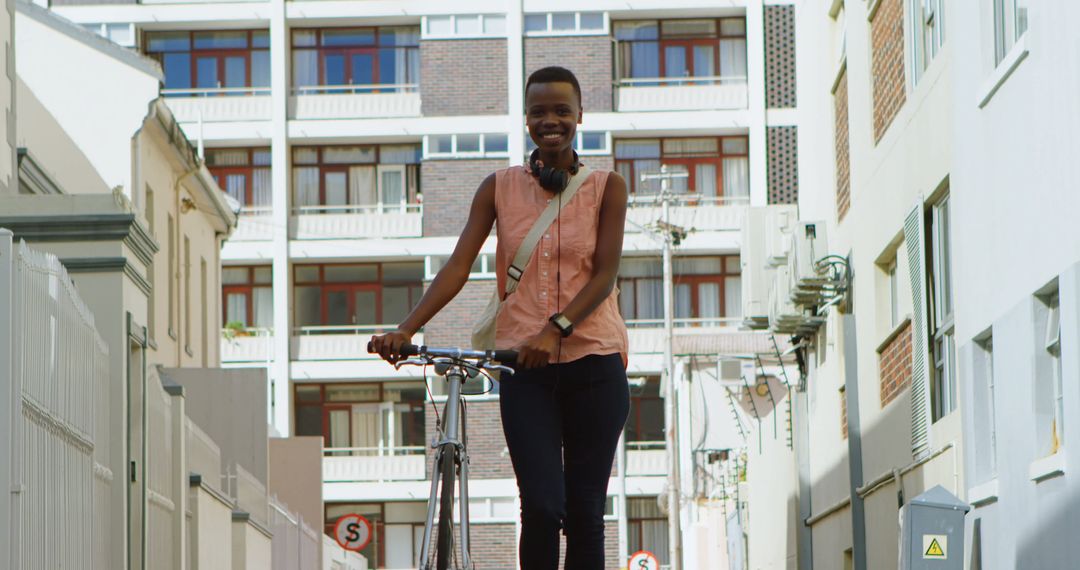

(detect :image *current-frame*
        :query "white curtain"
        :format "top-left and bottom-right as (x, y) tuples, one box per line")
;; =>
(225, 292), (247, 325)
(698, 282), (721, 319)
(293, 51), (318, 88)
(351, 406), (380, 453)
(252, 167), (272, 209)
(674, 283), (692, 319)
(725, 276), (742, 318)
(636, 278), (663, 320)
(379, 167), (406, 210)
(293, 167), (319, 207)
(723, 157), (750, 200)
(253, 288), (273, 328)
(695, 164), (717, 197)
(349, 166), (376, 208)
(329, 410), (350, 449)
(225, 175), (246, 205)
(719, 38), (748, 82)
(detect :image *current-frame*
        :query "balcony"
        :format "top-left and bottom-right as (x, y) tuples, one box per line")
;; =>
(291, 326), (424, 361)
(163, 88), (272, 123)
(627, 318), (762, 354)
(290, 85), (421, 120)
(626, 441), (667, 476)
(221, 327), (273, 364)
(293, 204), (422, 240)
(323, 446), (426, 483)
(615, 77), (748, 112)
(625, 195), (747, 234)
(231, 209), (275, 242)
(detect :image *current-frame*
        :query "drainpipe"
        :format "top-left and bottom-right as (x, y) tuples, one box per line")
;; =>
(842, 308), (867, 570)
(794, 348), (814, 570)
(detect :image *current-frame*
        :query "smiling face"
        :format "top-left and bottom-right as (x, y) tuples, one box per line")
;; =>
(525, 81), (583, 156)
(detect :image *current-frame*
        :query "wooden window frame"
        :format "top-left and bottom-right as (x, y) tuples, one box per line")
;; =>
(221, 265), (271, 326)
(292, 263), (424, 328)
(291, 27), (419, 92)
(144, 30), (268, 92)
(615, 17), (746, 83)
(291, 145), (420, 209)
(615, 136), (748, 197)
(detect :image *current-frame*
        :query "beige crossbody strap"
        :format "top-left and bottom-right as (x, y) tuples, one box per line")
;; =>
(504, 165), (593, 296)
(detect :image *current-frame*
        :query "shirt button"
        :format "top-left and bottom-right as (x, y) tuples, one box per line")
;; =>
(543, 252), (549, 257)
(544, 234), (550, 239)
(541, 292), (547, 296)
(543, 271), (548, 276)
(546, 199), (552, 204)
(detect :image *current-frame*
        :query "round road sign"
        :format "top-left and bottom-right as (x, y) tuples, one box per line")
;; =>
(333, 513), (373, 552)
(629, 550), (659, 570)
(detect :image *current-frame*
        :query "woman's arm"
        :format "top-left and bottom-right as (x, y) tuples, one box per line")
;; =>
(371, 173), (497, 362)
(516, 172), (628, 368)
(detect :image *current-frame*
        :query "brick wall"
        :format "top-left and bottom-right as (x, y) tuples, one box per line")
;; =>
(765, 5), (797, 108)
(424, 279), (495, 348)
(553, 523), (621, 569)
(869, 0), (907, 142)
(834, 69), (851, 221)
(767, 126), (799, 204)
(525, 36), (613, 112)
(424, 391), (514, 480)
(879, 321), (913, 407)
(421, 39), (508, 116)
(422, 159), (504, 237)
(465, 523), (519, 569)
(579, 154), (614, 173)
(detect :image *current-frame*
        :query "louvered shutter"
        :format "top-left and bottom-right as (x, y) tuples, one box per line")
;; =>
(903, 201), (933, 458)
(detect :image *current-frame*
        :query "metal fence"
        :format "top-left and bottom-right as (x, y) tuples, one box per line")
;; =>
(1, 234), (110, 570)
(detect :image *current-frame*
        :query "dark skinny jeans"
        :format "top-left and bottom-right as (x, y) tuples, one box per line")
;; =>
(499, 353), (630, 570)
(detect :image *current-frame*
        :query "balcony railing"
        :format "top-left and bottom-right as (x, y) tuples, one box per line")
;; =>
(625, 195), (747, 233)
(162, 87), (272, 123)
(616, 76), (748, 112)
(292, 326), (423, 361)
(626, 441), (667, 476)
(231, 211), (275, 242)
(323, 445), (426, 482)
(293, 203), (422, 239)
(625, 317), (743, 329)
(221, 327), (273, 363)
(290, 84), (421, 120)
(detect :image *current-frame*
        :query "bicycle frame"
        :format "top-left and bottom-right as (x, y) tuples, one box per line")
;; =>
(419, 364), (473, 570)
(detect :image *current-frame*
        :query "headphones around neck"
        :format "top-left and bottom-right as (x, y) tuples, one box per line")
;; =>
(529, 149), (580, 193)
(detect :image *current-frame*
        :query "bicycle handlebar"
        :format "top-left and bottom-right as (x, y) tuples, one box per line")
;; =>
(367, 341), (518, 365)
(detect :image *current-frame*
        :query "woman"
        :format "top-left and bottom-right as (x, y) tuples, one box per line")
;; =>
(371, 66), (629, 569)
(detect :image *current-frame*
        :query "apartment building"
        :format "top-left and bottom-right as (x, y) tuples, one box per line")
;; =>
(44, 0), (801, 567)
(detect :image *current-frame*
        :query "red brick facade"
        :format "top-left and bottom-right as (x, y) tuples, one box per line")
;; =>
(834, 68), (851, 221)
(424, 279), (495, 348)
(525, 36), (613, 112)
(423, 388), (514, 480)
(421, 159), (505, 237)
(421, 39), (508, 116)
(879, 321), (913, 407)
(869, 0), (907, 143)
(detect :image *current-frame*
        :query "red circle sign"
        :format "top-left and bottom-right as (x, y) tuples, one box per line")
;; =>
(629, 550), (659, 570)
(334, 514), (373, 552)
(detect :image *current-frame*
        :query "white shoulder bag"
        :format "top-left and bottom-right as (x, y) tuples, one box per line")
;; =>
(471, 166), (593, 350)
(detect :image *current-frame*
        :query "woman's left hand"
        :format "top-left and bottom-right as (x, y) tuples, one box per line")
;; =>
(516, 323), (562, 369)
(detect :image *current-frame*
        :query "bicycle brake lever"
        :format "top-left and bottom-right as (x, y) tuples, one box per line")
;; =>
(482, 363), (515, 376)
(393, 358), (430, 369)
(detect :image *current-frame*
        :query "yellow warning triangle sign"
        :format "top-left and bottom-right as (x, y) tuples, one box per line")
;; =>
(925, 539), (945, 557)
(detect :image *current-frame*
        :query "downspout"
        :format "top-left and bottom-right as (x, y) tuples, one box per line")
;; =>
(794, 347), (814, 570)
(173, 166), (198, 368)
(842, 303), (868, 570)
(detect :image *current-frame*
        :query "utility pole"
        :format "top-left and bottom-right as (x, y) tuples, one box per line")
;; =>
(639, 165), (688, 570)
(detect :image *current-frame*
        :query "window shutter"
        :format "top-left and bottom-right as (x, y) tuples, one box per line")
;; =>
(903, 201), (932, 457)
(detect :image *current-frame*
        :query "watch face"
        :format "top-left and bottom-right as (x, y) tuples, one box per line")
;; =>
(556, 315), (572, 329)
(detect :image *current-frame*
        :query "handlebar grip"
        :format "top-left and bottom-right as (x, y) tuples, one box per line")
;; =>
(491, 350), (518, 364)
(366, 341), (420, 358)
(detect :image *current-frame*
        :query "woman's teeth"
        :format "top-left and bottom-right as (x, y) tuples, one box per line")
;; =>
(543, 133), (562, 140)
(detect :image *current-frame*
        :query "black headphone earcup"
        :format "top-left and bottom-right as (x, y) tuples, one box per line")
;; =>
(540, 167), (568, 193)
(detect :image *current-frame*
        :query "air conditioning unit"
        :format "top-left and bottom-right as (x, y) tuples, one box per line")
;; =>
(769, 264), (803, 334)
(717, 358), (744, 386)
(740, 207), (772, 329)
(764, 208), (797, 267)
(790, 220), (831, 306)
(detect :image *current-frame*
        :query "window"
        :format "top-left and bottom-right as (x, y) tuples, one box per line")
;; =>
(85, 23), (135, 47)
(325, 503), (386, 566)
(993, 0), (1028, 65)
(425, 254), (495, 280)
(626, 377), (664, 444)
(423, 14), (506, 38)
(525, 131), (611, 156)
(614, 18), (747, 86)
(184, 235), (191, 351)
(206, 148), (272, 211)
(293, 262), (423, 330)
(627, 497), (669, 566)
(618, 256), (741, 324)
(292, 27), (419, 93)
(524, 12), (607, 35)
(167, 215), (175, 336)
(615, 137), (749, 201)
(887, 259), (900, 328)
(909, 0), (945, 85)
(294, 382), (427, 457)
(222, 266), (273, 329)
(146, 186), (156, 340)
(424, 133), (509, 159)
(292, 145), (420, 214)
(1035, 288), (1063, 457)
(972, 335), (997, 483)
(201, 257), (208, 366)
(145, 30), (270, 95)
(928, 194), (956, 420)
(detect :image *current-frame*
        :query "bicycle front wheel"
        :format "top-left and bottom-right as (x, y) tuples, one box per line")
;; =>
(435, 448), (457, 570)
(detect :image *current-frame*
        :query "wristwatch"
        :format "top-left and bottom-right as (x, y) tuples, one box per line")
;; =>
(549, 313), (574, 338)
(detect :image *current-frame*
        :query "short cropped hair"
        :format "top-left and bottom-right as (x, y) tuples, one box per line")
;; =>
(525, 66), (582, 105)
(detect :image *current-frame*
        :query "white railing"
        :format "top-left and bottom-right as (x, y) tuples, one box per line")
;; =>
(293, 204), (423, 239)
(2, 234), (109, 570)
(270, 498), (323, 570)
(625, 196), (747, 233)
(231, 213), (276, 242)
(293, 327), (424, 361)
(625, 317), (743, 329)
(616, 77), (748, 111)
(221, 327), (274, 363)
(290, 86), (421, 120)
(162, 88), (272, 123)
(324, 446), (427, 483)
(626, 441), (668, 476)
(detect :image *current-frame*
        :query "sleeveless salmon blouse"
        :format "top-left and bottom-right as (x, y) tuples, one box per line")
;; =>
(493, 165), (629, 365)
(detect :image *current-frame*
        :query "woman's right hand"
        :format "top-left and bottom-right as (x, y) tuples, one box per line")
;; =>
(370, 328), (413, 364)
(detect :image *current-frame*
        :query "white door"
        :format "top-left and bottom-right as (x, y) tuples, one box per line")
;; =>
(377, 165), (408, 213)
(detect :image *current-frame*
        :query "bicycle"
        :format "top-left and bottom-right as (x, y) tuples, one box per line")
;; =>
(367, 342), (517, 570)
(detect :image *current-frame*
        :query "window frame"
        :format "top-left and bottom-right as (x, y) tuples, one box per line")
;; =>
(626, 377), (664, 444)
(614, 136), (749, 200)
(614, 18), (747, 86)
(524, 12), (609, 36)
(927, 194), (956, 421)
(618, 255), (741, 323)
(993, 0), (1029, 66)
(422, 14), (508, 39)
(291, 27), (420, 93)
(206, 147), (272, 211)
(145, 30), (270, 95)
(221, 265), (272, 328)
(424, 133), (511, 159)
(292, 262), (424, 330)
(291, 145), (421, 213)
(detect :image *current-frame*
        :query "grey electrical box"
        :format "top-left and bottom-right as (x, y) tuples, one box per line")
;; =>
(899, 485), (971, 569)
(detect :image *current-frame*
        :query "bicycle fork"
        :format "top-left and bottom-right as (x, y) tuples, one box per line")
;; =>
(419, 370), (474, 569)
